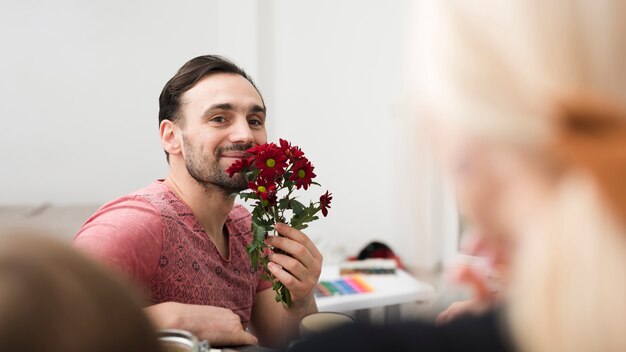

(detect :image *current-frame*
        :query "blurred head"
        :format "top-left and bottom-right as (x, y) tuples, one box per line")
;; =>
(413, 0), (626, 350)
(0, 233), (161, 352)
(414, 0), (626, 238)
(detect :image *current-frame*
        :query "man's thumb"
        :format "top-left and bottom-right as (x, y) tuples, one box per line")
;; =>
(234, 330), (258, 346)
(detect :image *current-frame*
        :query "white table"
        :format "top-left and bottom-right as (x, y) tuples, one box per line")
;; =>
(315, 265), (435, 323)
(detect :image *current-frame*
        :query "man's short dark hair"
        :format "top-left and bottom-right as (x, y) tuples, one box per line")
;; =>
(158, 55), (263, 161)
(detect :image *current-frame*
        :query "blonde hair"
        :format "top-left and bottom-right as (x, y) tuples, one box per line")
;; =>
(412, 0), (626, 351)
(0, 233), (161, 352)
(510, 177), (626, 352)
(412, 0), (626, 145)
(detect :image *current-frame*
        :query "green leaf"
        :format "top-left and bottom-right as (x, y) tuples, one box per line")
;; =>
(252, 205), (266, 219)
(289, 203), (321, 230)
(251, 221), (267, 244)
(252, 216), (274, 229)
(282, 286), (292, 307)
(279, 198), (290, 210)
(239, 191), (257, 199)
(291, 199), (306, 216)
(246, 170), (260, 180)
(249, 249), (259, 270)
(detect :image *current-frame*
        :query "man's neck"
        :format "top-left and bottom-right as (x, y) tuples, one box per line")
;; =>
(163, 170), (235, 243)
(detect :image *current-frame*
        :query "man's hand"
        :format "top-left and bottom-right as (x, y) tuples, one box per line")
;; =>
(248, 223), (321, 347)
(144, 302), (258, 347)
(265, 223), (323, 304)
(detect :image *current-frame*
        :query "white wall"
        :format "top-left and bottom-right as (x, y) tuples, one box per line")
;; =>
(264, 0), (428, 267)
(1, 0), (207, 203)
(0, 0), (456, 270)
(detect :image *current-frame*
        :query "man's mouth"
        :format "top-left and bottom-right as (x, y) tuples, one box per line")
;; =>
(220, 152), (250, 159)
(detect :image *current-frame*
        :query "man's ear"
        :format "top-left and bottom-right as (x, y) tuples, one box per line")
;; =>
(160, 120), (182, 156)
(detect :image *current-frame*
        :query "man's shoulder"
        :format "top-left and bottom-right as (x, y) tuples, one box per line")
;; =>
(129, 180), (173, 204)
(89, 195), (160, 223)
(115, 180), (189, 217)
(89, 182), (166, 218)
(75, 181), (169, 238)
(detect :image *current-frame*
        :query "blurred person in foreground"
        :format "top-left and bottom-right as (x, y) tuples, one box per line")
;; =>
(74, 55), (322, 349)
(291, 0), (626, 351)
(0, 232), (161, 352)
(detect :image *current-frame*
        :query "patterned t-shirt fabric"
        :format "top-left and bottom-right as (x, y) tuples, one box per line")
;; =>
(74, 180), (272, 327)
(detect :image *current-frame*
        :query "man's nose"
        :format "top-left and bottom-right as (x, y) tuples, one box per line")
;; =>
(230, 118), (255, 144)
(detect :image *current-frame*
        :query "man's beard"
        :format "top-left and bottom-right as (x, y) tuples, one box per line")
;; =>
(182, 135), (250, 195)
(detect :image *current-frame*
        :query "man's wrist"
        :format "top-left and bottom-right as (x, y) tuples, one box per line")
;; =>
(287, 293), (317, 314)
(144, 302), (181, 329)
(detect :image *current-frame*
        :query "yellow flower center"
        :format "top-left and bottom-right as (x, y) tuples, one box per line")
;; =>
(258, 186), (267, 193)
(266, 159), (276, 167)
(298, 169), (306, 178)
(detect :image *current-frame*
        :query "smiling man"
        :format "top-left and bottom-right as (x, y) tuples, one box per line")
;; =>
(74, 55), (322, 348)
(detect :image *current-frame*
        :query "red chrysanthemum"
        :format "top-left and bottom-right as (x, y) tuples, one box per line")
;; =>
(319, 191), (333, 217)
(247, 143), (288, 179)
(234, 138), (332, 308)
(289, 158), (316, 190)
(226, 157), (252, 178)
(279, 138), (305, 162)
(248, 178), (277, 201)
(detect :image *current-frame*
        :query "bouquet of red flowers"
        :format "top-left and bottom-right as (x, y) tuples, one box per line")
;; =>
(226, 139), (332, 307)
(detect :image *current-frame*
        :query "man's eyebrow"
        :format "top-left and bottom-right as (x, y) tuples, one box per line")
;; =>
(204, 103), (266, 115)
(251, 104), (266, 114)
(205, 103), (235, 112)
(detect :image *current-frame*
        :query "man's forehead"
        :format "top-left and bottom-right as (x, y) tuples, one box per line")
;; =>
(181, 73), (264, 110)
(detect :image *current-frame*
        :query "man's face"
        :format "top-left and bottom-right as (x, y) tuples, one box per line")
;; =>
(176, 73), (267, 193)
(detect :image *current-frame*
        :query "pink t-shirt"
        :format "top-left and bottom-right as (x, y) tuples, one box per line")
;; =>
(74, 180), (271, 327)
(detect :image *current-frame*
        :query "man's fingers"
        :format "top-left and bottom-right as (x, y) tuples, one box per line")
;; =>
(209, 328), (258, 347)
(273, 222), (305, 241)
(270, 253), (306, 279)
(268, 261), (300, 289)
(266, 235), (315, 269)
(274, 223), (322, 259)
(233, 330), (258, 346)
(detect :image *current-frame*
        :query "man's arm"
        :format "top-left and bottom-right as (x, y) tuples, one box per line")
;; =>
(145, 302), (258, 346)
(249, 223), (322, 348)
(74, 198), (258, 347)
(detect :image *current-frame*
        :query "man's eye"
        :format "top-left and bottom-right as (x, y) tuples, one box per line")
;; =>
(211, 116), (226, 123)
(248, 118), (263, 126)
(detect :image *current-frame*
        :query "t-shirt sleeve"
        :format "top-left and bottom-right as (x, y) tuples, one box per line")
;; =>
(73, 196), (163, 289)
